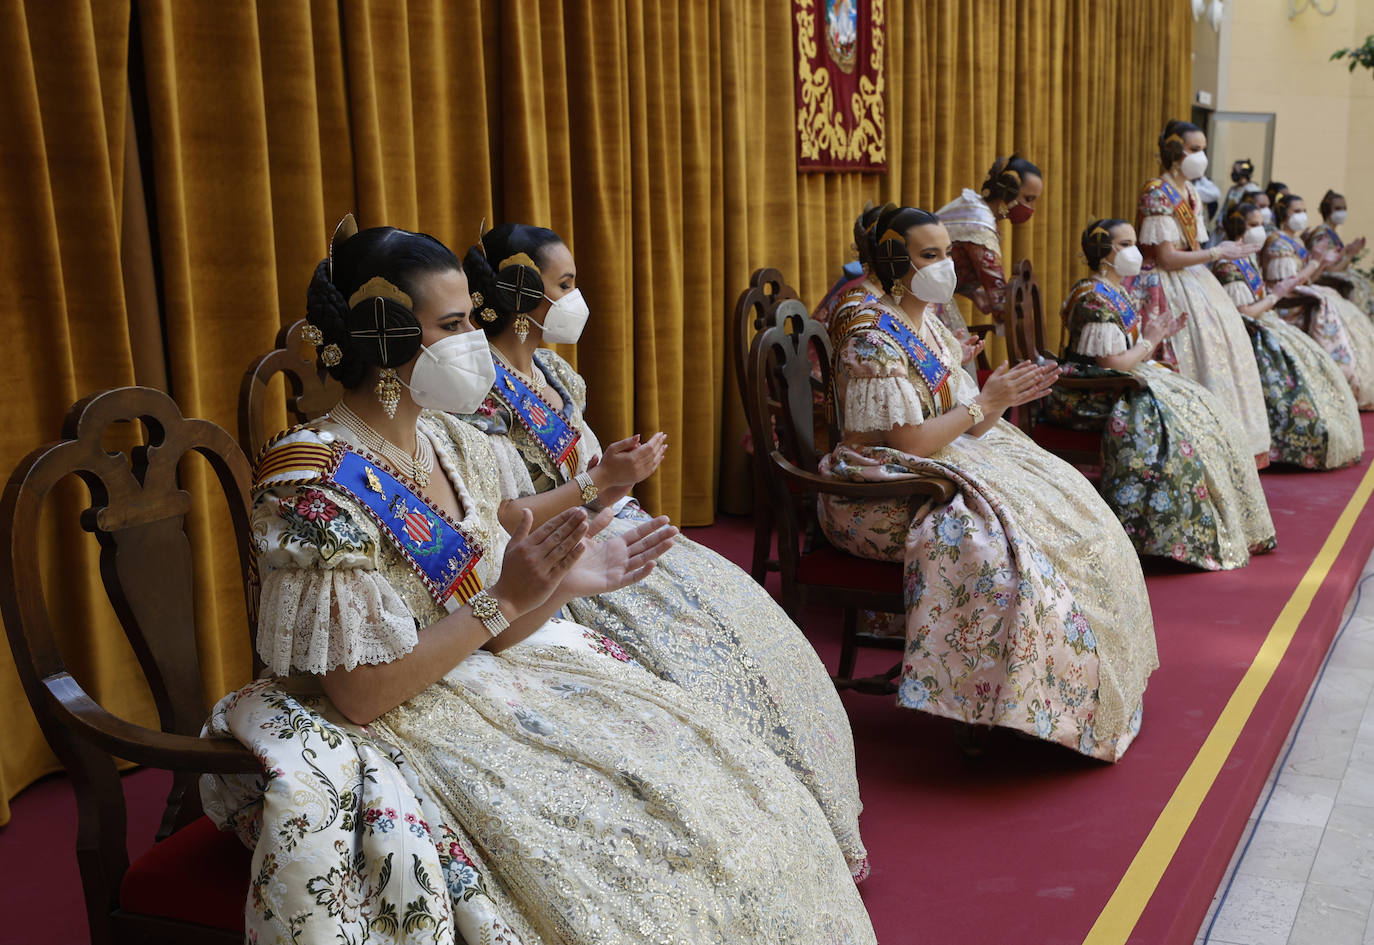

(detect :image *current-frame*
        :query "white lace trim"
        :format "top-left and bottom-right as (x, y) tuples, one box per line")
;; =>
(843, 375), (925, 431)
(1265, 254), (1299, 282)
(1074, 322), (1129, 357)
(1223, 279), (1255, 307)
(257, 566), (418, 677)
(1137, 214), (1181, 247)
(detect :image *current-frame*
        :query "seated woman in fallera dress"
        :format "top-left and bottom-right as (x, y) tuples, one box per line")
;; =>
(205, 221), (876, 944)
(454, 222), (868, 878)
(1047, 218), (1275, 570)
(1259, 192), (1374, 410)
(817, 203), (1158, 761)
(1136, 119), (1271, 464)
(1305, 190), (1374, 318)
(1210, 202), (1363, 469)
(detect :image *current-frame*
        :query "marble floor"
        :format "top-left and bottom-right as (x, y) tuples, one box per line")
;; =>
(1197, 547), (1374, 945)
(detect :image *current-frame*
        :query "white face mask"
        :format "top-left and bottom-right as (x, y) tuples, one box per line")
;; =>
(906, 257), (958, 303)
(1110, 245), (1143, 277)
(530, 288), (590, 344)
(405, 330), (497, 414)
(1286, 211), (1308, 233)
(1244, 226), (1268, 248)
(1180, 150), (1209, 181)
(1260, 207), (1274, 225)
(1330, 210), (1348, 226)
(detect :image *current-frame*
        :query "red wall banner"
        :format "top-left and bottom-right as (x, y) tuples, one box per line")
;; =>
(793, 0), (887, 173)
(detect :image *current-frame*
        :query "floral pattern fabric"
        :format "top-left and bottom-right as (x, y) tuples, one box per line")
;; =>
(817, 284), (1158, 760)
(457, 353), (869, 877)
(1212, 256), (1364, 469)
(204, 418), (877, 945)
(1049, 279), (1275, 570)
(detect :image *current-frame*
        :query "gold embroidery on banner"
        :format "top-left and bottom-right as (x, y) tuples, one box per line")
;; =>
(794, 0), (886, 169)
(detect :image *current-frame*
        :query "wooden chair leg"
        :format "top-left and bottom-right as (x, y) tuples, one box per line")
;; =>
(838, 608), (859, 681)
(750, 501), (774, 583)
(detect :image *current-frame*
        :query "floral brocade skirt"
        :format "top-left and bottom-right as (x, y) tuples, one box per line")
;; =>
(562, 512), (867, 877)
(1296, 287), (1374, 410)
(817, 421), (1159, 761)
(1247, 313), (1363, 468)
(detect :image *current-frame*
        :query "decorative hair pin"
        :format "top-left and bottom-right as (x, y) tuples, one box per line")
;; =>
(328, 213), (358, 283)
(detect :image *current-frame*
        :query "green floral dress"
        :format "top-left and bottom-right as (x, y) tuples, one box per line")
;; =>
(1049, 278), (1276, 570)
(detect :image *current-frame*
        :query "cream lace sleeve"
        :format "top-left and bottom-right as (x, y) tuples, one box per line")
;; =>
(838, 329), (926, 431)
(1074, 323), (1129, 357)
(252, 485), (418, 677)
(1265, 253), (1299, 282)
(1223, 280), (1254, 308)
(1137, 214), (1182, 247)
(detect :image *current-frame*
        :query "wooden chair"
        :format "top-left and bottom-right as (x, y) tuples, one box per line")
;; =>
(238, 318), (342, 459)
(0, 387), (260, 945)
(1005, 259), (1145, 467)
(745, 289), (955, 690)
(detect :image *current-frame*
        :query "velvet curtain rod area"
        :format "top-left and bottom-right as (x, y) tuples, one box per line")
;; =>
(0, 0), (1190, 824)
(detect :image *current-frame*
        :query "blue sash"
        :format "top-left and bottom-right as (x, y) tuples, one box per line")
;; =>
(1093, 280), (1139, 332)
(329, 447), (485, 612)
(1317, 224), (1344, 250)
(1276, 231), (1309, 263)
(1235, 257), (1265, 298)
(491, 360), (581, 478)
(874, 310), (951, 396)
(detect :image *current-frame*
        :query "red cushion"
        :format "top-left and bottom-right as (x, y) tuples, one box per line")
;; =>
(120, 814), (250, 931)
(1029, 423), (1102, 455)
(797, 546), (904, 593)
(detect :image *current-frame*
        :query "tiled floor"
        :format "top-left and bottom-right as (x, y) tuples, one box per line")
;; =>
(1198, 549), (1374, 945)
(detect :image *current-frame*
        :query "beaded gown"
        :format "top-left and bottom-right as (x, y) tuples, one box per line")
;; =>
(816, 280), (1159, 761)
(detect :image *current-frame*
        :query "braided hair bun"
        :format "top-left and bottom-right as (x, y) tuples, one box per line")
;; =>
(850, 202), (940, 296)
(1080, 218), (1126, 271)
(980, 154), (1042, 204)
(463, 223), (563, 338)
(1157, 119), (1200, 169)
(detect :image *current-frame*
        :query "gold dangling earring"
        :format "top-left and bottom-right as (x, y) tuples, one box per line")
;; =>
(513, 313), (530, 343)
(890, 282), (906, 303)
(376, 368), (402, 419)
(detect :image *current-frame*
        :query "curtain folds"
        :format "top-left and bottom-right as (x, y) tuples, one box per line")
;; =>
(0, 0), (1191, 823)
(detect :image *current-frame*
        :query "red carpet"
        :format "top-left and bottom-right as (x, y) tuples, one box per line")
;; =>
(4, 416), (1374, 945)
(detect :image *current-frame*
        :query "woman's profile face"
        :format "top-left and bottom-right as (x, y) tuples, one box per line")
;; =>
(1014, 173), (1044, 209)
(538, 241), (577, 302)
(1329, 196), (1348, 217)
(1286, 198), (1307, 219)
(1254, 193), (1271, 210)
(412, 268), (476, 347)
(1108, 223), (1137, 258)
(1244, 209), (1262, 230)
(904, 223), (952, 271)
(1178, 130), (1206, 166)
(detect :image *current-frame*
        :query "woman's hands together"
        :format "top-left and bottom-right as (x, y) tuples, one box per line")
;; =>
(557, 511), (678, 599)
(977, 359), (1060, 414)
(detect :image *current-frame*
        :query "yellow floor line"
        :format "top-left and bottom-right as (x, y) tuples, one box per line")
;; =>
(1083, 460), (1374, 945)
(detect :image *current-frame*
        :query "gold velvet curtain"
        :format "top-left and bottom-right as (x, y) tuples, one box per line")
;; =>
(0, 0), (1190, 824)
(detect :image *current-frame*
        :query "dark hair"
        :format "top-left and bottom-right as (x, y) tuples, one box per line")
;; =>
(1265, 180), (1288, 205)
(1274, 192), (1303, 227)
(1157, 119), (1201, 168)
(979, 154), (1042, 204)
(462, 223), (564, 337)
(1231, 158), (1255, 181)
(1223, 202), (1258, 241)
(1320, 189), (1344, 220)
(1081, 218), (1129, 270)
(852, 202), (941, 295)
(305, 226), (461, 388)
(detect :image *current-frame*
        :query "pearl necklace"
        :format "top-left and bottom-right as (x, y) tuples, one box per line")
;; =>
(329, 401), (434, 488)
(493, 346), (545, 394)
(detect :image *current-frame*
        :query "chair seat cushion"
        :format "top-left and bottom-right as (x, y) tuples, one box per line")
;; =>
(1030, 423), (1102, 456)
(797, 546), (904, 593)
(120, 814), (249, 931)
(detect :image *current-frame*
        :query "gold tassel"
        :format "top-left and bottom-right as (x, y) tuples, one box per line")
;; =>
(376, 368), (401, 419)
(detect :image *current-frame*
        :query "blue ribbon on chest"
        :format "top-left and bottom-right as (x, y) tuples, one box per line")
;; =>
(873, 309), (950, 395)
(328, 447), (484, 612)
(1277, 231), (1309, 263)
(491, 360), (581, 471)
(1235, 257), (1265, 297)
(1093, 280), (1139, 332)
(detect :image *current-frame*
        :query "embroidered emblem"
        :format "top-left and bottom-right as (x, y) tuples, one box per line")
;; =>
(364, 466), (386, 497)
(1235, 257), (1265, 298)
(490, 359), (581, 478)
(1093, 280), (1139, 332)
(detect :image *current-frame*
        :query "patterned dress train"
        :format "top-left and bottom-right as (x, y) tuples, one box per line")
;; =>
(457, 350), (867, 877)
(817, 281), (1158, 761)
(1212, 253), (1363, 468)
(1047, 277), (1275, 569)
(1137, 177), (1271, 457)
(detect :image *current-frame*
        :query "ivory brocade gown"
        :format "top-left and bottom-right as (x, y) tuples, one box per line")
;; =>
(457, 349), (868, 877)
(816, 281), (1159, 761)
(203, 416), (877, 945)
(1136, 177), (1271, 457)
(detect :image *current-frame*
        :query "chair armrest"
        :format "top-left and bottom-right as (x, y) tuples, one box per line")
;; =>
(968, 325), (995, 339)
(1053, 375), (1148, 393)
(769, 450), (956, 502)
(48, 674), (261, 774)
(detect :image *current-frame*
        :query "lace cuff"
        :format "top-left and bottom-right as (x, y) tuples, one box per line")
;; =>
(844, 375), (925, 431)
(256, 566), (419, 677)
(1265, 254), (1299, 282)
(1074, 322), (1129, 357)
(1223, 280), (1255, 308)
(1137, 214), (1181, 247)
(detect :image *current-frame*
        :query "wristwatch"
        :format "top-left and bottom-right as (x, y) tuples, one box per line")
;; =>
(468, 590), (510, 638)
(575, 471), (599, 507)
(966, 401), (985, 424)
